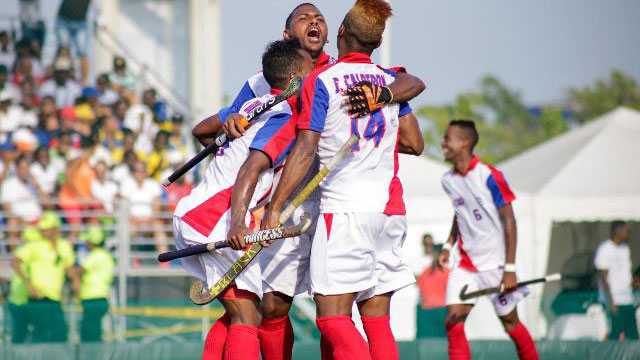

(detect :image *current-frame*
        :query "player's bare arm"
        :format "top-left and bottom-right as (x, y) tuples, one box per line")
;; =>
(437, 215), (457, 270)
(398, 113), (424, 155)
(498, 204), (518, 293)
(192, 114), (223, 146)
(390, 72), (426, 103)
(262, 129), (321, 230)
(227, 150), (272, 250)
(342, 72), (426, 117)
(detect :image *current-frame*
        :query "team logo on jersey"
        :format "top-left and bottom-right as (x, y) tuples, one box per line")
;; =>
(454, 197), (465, 206)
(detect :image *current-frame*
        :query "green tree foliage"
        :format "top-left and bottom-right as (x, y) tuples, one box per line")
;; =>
(418, 75), (568, 163)
(568, 70), (640, 123)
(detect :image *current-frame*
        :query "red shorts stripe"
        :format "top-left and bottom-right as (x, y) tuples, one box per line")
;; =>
(323, 214), (333, 242)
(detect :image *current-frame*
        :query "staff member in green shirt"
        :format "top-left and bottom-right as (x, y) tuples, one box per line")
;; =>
(69, 226), (114, 342)
(12, 211), (75, 342)
(8, 227), (42, 343)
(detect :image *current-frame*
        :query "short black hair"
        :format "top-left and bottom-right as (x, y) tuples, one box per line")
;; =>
(448, 119), (479, 149)
(285, 3), (316, 30)
(262, 39), (305, 89)
(611, 220), (627, 236)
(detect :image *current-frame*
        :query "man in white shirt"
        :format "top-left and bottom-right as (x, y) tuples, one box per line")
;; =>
(594, 221), (637, 340)
(119, 160), (166, 255)
(91, 161), (118, 214)
(38, 57), (81, 108)
(1, 155), (44, 246)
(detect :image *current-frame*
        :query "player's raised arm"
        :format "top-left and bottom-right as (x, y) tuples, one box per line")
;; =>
(191, 114), (222, 147)
(389, 71), (426, 103)
(398, 112), (424, 155)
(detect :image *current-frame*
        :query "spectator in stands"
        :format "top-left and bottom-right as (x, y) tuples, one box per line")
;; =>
(30, 146), (64, 197)
(0, 142), (18, 181)
(595, 220), (637, 341)
(1, 155), (45, 245)
(7, 227), (42, 343)
(13, 38), (43, 79)
(55, 0), (92, 85)
(0, 89), (24, 135)
(69, 226), (114, 342)
(0, 65), (20, 101)
(60, 137), (97, 232)
(0, 31), (14, 68)
(18, 78), (39, 108)
(39, 56), (81, 108)
(124, 95), (156, 154)
(33, 97), (59, 146)
(108, 56), (136, 95)
(12, 211), (74, 343)
(168, 113), (194, 164)
(112, 148), (137, 186)
(411, 234), (436, 276)
(96, 73), (118, 106)
(119, 159), (167, 257)
(98, 114), (123, 157)
(91, 161), (118, 214)
(18, 0), (46, 48)
(162, 160), (193, 214)
(146, 130), (170, 180)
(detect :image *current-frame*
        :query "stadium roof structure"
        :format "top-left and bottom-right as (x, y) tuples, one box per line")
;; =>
(500, 106), (640, 197)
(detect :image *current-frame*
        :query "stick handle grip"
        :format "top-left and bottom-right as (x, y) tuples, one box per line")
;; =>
(158, 243), (210, 262)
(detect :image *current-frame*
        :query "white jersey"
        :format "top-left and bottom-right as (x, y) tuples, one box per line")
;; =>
(297, 53), (412, 214)
(217, 52), (335, 123)
(441, 155), (516, 272)
(174, 91), (298, 236)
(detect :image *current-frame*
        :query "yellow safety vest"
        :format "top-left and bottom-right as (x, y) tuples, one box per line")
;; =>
(15, 238), (75, 301)
(80, 247), (115, 300)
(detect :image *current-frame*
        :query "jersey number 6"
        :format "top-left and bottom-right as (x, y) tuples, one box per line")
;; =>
(350, 109), (386, 151)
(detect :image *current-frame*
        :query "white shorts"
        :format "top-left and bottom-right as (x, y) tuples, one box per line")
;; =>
(173, 216), (263, 298)
(445, 267), (529, 316)
(259, 200), (319, 297)
(310, 213), (415, 302)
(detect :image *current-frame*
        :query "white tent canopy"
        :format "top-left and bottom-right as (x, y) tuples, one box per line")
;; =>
(499, 106), (640, 337)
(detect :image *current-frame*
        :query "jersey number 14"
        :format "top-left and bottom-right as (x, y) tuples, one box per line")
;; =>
(350, 109), (386, 151)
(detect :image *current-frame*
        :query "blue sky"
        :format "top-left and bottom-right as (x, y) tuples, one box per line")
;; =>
(221, 0), (640, 107)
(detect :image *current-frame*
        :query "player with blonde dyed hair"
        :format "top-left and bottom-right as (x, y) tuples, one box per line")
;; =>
(263, 1), (424, 360)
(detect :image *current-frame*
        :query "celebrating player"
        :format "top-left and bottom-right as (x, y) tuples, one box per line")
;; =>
(204, 3), (424, 360)
(262, 1), (423, 359)
(172, 39), (312, 360)
(437, 120), (539, 360)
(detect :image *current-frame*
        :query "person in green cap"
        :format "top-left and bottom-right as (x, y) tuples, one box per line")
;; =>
(11, 211), (75, 342)
(69, 226), (114, 342)
(8, 227), (42, 343)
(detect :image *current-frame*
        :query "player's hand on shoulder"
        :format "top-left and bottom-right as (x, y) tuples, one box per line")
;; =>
(437, 249), (450, 270)
(227, 223), (252, 250)
(222, 113), (249, 139)
(501, 271), (518, 294)
(341, 81), (393, 118)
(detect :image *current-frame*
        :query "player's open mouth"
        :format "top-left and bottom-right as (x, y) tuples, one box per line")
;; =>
(306, 27), (321, 44)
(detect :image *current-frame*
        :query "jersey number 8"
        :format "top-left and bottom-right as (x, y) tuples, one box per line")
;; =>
(350, 109), (386, 151)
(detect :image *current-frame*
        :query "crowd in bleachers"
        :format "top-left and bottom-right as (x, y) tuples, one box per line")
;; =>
(0, 28), (196, 253)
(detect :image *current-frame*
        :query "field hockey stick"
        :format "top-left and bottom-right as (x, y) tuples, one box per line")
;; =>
(162, 76), (302, 187)
(459, 273), (562, 300)
(189, 134), (360, 305)
(158, 212), (312, 262)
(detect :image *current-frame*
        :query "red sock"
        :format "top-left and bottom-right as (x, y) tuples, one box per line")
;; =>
(446, 322), (470, 360)
(320, 335), (335, 360)
(507, 322), (539, 360)
(202, 313), (230, 360)
(258, 316), (294, 360)
(223, 324), (259, 360)
(361, 315), (398, 360)
(316, 315), (372, 360)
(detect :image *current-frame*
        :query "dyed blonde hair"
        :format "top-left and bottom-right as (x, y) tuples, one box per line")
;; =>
(343, 0), (393, 46)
